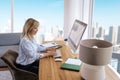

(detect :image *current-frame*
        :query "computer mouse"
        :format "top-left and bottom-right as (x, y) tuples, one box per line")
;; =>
(55, 58), (63, 62)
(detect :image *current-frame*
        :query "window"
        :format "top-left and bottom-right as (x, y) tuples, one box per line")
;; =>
(14, 0), (64, 41)
(92, 0), (120, 74)
(0, 0), (64, 42)
(0, 0), (11, 33)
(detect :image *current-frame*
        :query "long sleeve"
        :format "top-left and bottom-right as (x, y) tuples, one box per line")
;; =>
(37, 44), (46, 52)
(16, 36), (45, 65)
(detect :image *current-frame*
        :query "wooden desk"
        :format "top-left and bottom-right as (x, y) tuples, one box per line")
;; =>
(39, 41), (120, 80)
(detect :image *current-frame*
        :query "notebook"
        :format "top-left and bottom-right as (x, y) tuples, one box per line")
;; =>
(61, 58), (82, 71)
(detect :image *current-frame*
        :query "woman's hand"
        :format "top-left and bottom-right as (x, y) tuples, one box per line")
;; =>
(46, 47), (56, 51)
(43, 51), (56, 57)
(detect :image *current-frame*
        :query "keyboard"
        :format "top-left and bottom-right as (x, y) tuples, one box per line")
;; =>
(53, 49), (62, 58)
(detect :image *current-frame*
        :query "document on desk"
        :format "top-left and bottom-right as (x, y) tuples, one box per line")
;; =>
(61, 58), (82, 71)
(41, 42), (62, 49)
(41, 42), (56, 47)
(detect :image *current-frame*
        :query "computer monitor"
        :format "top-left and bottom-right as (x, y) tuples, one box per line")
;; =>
(67, 19), (87, 53)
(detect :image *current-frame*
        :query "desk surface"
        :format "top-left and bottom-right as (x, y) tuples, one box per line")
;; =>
(39, 41), (120, 80)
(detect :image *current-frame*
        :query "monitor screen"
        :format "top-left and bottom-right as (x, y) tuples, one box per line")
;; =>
(67, 19), (87, 53)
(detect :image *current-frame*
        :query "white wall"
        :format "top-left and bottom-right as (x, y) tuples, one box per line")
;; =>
(64, 0), (93, 39)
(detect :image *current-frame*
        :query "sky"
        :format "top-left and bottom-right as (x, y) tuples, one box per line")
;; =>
(0, 0), (64, 33)
(14, 0), (64, 33)
(0, 0), (120, 32)
(93, 0), (120, 29)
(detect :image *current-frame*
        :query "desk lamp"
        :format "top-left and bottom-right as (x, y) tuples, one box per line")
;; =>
(79, 39), (113, 80)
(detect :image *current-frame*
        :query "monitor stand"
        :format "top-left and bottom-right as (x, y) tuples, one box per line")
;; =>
(64, 39), (79, 54)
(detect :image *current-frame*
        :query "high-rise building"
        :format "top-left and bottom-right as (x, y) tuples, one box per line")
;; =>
(92, 27), (97, 38)
(105, 26), (116, 44)
(117, 26), (120, 44)
(96, 27), (104, 39)
(92, 22), (99, 39)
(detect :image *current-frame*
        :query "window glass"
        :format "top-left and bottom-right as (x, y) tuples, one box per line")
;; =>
(14, 0), (64, 42)
(92, 0), (120, 74)
(0, 0), (11, 33)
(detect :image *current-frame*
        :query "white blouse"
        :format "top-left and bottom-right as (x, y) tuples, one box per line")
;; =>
(16, 35), (46, 65)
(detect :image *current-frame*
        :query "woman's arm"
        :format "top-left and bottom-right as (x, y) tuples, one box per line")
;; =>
(37, 44), (56, 52)
(46, 47), (56, 51)
(40, 50), (56, 57)
(22, 41), (36, 58)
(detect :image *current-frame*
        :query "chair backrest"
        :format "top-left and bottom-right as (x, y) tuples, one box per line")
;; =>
(1, 50), (38, 80)
(1, 50), (18, 69)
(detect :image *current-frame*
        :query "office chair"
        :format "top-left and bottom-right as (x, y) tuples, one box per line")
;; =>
(1, 50), (38, 80)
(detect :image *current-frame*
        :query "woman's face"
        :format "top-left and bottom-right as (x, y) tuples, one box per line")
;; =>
(31, 26), (38, 35)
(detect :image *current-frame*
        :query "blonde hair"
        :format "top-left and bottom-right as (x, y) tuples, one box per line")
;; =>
(21, 18), (39, 39)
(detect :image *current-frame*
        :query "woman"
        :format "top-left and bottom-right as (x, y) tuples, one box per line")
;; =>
(16, 18), (56, 75)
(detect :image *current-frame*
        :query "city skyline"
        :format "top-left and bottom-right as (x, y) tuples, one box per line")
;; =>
(93, 0), (120, 29)
(92, 25), (120, 45)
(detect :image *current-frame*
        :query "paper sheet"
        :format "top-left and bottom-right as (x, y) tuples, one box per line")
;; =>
(65, 58), (81, 66)
(41, 42), (58, 48)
